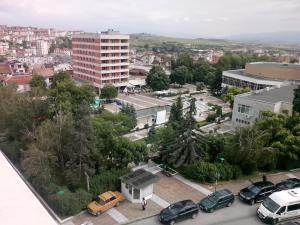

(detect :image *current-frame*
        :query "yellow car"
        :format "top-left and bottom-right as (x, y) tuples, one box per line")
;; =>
(87, 191), (125, 216)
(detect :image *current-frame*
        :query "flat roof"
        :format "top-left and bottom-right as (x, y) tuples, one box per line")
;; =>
(0, 151), (58, 225)
(248, 62), (300, 69)
(238, 84), (297, 104)
(120, 169), (159, 189)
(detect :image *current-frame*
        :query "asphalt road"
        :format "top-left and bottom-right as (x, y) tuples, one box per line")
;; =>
(128, 199), (299, 225)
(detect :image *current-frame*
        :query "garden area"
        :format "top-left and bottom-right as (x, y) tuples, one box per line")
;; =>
(0, 73), (147, 217)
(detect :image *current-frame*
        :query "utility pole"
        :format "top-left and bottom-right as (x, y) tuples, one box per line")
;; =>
(84, 171), (90, 192)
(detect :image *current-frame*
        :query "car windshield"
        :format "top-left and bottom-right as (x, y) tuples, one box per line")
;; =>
(248, 185), (260, 194)
(168, 203), (182, 214)
(207, 192), (219, 203)
(95, 197), (106, 205)
(263, 197), (280, 213)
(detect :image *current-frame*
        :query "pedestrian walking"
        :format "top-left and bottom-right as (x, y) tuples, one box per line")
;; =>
(141, 197), (147, 211)
(262, 174), (267, 182)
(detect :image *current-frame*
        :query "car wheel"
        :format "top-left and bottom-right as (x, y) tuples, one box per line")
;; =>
(227, 202), (232, 207)
(169, 220), (175, 225)
(192, 213), (198, 219)
(209, 208), (214, 213)
(271, 218), (278, 225)
(250, 199), (255, 205)
(115, 202), (120, 207)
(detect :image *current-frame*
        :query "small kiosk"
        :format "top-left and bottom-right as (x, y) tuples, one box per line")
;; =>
(120, 169), (159, 203)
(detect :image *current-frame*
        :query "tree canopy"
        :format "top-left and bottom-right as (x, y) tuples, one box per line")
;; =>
(100, 85), (118, 100)
(146, 65), (170, 91)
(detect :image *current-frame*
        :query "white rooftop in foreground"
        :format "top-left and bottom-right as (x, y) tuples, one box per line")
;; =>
(0, 151), (57, 225)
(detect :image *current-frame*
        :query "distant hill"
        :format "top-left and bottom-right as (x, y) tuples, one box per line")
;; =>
(226, 31), (300, 44)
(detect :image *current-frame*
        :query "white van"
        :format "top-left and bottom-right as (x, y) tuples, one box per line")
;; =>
(257, 188), (300, 224)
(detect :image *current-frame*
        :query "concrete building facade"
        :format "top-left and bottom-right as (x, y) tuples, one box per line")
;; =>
(232, 85), (297, 127)
(72, 30), (129, 90)
(36, 40), (49, 56)
(222, 62), (300, 90)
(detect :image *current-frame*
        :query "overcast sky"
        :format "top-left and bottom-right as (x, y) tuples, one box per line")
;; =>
(1, 0), (300, 38)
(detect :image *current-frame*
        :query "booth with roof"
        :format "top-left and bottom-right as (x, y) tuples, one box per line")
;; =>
(120, 169), (159, 203)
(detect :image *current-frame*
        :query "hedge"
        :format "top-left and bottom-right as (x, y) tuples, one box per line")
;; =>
(181, 161), (242, 183)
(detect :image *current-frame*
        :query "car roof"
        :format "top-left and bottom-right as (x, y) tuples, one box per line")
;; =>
(171, 200), (195, 207)
(253, 181), (274, 188)
(99, 191), (115, 200)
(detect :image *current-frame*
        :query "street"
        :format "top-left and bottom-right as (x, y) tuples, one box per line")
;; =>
(128, 199), (294, 225)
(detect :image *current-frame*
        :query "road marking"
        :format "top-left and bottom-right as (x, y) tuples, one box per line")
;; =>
(174, 174), (212, 196)
(107, 208), (129, 224)
(287, 173), (299, 179)
(152, 194), (170, 208)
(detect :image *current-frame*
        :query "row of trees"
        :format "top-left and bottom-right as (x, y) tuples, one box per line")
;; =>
(0, 73), (145, 216)
(146, 53), (275, 94)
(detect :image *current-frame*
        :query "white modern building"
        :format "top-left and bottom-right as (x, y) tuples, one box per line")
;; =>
(0, 151), (58, 225)
(232, 84), (297, 127)
(223, 62), (300, 90)
(120, 169), (159, 203)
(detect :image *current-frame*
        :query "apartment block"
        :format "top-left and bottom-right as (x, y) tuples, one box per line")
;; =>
(72, 30), (130, 89)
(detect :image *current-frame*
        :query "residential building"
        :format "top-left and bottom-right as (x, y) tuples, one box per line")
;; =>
(222, 62), (300, 90)
(72, 29), (129, 90)
(232, 85), (297, 127)
(36, 40), (49, 56)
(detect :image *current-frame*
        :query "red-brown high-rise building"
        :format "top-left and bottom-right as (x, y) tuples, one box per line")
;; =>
(72, 30), (129, 90)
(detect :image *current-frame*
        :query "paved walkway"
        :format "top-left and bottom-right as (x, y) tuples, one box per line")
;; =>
(107, 208), (129, 224)
(151, 194), (170, 208)
(174, 174), (212, 196)
(287, 173), (299, 179)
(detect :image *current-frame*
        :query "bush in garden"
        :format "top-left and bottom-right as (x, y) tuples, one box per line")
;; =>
(181, 161), (242, 183)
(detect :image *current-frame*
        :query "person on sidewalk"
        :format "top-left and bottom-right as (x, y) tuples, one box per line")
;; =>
(141, 197), (147, 211)
(262, 174), (267, 182)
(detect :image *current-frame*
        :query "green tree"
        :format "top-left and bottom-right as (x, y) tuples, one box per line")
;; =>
(146, 65), (170, 91)
(222, 87), (251, 107)
(170, 65), (190, 86)
(30, 74), (47, 89)
(171, 53), (194, 70)
(51, 72), (71, 88)
(100, 85), (118, 101)
(293, 86), (300, 115)
(169, 96), (183, 124)
(209, 69), (223, 95)
(120, 103), (137, 129)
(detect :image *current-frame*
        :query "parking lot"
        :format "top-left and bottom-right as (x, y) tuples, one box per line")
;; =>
(67, 169), (300, 225)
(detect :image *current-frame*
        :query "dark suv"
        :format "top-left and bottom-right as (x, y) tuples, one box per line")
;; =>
(239, 181), (276, 205)
(199, 189), (234, 213)
(276, 178), (300, 191)
(159, 200), (199, 225)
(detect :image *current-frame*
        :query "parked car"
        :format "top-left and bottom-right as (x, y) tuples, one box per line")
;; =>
(159, 200), (199, 225)
(276, 178), (300, 191)
(87, 191), (125, 216)
(239, 181), (276, 205)
(199, 189), (235, 213)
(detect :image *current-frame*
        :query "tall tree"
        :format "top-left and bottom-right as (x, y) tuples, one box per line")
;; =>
(170, 65), (190, 86)
(146, 65), (170, 91)
(169, 96), (183, 124)
(100, 85), (118, 101)
(209, 69), (223, 95)
(293, 86), (300, 115)
(120, 103), (137, 129)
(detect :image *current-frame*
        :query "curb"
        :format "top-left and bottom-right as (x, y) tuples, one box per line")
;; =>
(123, 214), (158, 225)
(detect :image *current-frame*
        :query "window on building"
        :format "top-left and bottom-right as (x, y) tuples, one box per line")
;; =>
(238, 104), (250, 114)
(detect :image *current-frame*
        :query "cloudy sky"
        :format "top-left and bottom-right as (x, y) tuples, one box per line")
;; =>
(1, 0), (300, 38)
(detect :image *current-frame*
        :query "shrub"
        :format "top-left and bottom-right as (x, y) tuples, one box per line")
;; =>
(206, 113), (217, 122)
(89, 169), (129, 197)
(47, 188), (92, 217)
(181, 161), (242, 183)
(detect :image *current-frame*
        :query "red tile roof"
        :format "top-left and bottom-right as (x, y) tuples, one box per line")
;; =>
(0, 63), (12, 75)
(5, 75), (32, 85)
